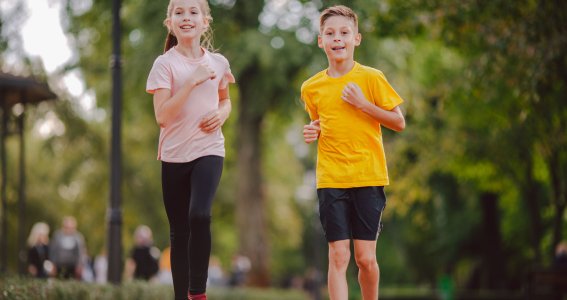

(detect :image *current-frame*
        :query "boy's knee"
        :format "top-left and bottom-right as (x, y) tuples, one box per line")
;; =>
(329, 246), (350, 269)
(355, 254), (378, 271)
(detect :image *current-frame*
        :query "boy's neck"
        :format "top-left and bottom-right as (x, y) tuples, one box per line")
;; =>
(326, 59), (356, 78)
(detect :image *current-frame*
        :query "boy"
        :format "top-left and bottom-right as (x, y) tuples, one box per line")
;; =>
(301, 5), (405, 300)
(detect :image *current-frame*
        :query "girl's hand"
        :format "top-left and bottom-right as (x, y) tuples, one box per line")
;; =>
(303, 120), (320, 144)
(341, 82), (369, 110)
(191, 64), (216, 86)
(199, 110), (225, 133)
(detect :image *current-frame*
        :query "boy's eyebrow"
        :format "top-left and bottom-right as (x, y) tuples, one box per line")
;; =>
(322, 26), (354, 31)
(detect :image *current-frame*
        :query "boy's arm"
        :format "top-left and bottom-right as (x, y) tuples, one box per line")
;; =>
(303, 120), (320, 144)
(342, 82), (405, 132)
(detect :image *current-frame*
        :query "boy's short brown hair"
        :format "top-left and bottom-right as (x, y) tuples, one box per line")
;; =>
(319, 5), (358, 32)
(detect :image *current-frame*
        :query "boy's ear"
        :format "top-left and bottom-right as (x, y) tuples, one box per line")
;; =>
(317, 35), (323, 49)
(355, 32), (362, 46)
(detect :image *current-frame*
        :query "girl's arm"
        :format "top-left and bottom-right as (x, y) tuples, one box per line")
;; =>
(153, 65), (216, 127)
(341, 82), (406, 132)
(199, 85), (232, 133)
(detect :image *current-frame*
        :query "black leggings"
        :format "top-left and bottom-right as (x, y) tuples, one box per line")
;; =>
(161, 156), (223, 299)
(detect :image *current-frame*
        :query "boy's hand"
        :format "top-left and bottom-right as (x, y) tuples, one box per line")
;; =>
(341, 82), (369, 110)
(190, 64), (216, 87)
(303, 120), (321, 144)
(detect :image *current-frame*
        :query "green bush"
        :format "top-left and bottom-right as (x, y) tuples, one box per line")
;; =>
(0, 277), (310, 300)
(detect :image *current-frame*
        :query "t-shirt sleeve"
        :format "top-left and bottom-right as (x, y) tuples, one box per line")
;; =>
(213, 53), (236, 90)
(219, 67), (235, 90)
(371, 71), (404, 111)
(301, 83), (319, 121)
(146, 57), (171, 94)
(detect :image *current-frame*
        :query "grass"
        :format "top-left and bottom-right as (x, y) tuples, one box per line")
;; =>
(0, 277), (310, 300)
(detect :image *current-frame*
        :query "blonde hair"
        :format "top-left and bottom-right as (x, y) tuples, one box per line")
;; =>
(163, 0), (214, 53)
(134, 225), (153, 246)
(319, 5), (358, 32)
(27, 222), (50, 247)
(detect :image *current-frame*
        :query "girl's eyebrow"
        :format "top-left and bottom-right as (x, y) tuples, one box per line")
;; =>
(174, 6), (198, 10)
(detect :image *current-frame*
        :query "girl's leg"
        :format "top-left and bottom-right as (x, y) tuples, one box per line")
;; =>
(353, 239), (379, 300)
(162, 162), (192, 300)
(187, 156), (223, 295)
(328, 239), (350, 300)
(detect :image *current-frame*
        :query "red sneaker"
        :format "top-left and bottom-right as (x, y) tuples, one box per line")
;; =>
(188, 293), (207, 300)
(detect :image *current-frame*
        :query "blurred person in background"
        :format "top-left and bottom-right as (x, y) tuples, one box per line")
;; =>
(27, 222), (54, 278)
(157, 246), (173, 284)
(49, 216), (87, 279)
(125, 225), (160, 281)
(553, 241), (567, 270)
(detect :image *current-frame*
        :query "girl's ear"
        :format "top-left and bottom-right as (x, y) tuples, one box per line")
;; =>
(165, 18), (173, 33)
(203, 17), (210, 29)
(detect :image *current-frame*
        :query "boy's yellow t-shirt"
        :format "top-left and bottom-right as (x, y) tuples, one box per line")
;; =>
(301, 62), (404, 189)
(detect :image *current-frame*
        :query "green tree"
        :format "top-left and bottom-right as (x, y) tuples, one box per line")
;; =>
(429, 0), (567, 263)
(211, 1), (317, 285)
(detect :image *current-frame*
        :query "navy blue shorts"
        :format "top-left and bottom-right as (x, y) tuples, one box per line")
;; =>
(317, 186), (387, 242)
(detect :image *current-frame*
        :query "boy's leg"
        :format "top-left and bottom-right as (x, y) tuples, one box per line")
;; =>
(317, 188), (352, 300)
(328, 240), (350, 300)
(350, 186), (387, 300)
(354, 239), (379, 300)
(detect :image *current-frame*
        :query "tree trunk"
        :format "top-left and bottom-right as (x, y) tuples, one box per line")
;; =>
(480, 192), (505, 289)
(235, 70), (271, 287)
(523, 156), (543, 263)
(548, 148), (566, 257)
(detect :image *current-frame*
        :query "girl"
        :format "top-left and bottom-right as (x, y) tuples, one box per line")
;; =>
(146, 0), (235, 299)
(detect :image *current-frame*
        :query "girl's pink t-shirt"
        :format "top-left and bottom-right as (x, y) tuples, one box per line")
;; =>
(146, 47), (235, 163)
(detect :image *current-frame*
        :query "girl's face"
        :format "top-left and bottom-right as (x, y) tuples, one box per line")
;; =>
(167, 0), (209, 42)
(318, 16), (361, 63)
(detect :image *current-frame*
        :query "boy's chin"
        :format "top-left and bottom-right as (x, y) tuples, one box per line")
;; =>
(329, 56), (351, 63)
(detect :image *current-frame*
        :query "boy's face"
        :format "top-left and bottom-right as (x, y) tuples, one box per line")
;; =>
(318, 16), (361, 63)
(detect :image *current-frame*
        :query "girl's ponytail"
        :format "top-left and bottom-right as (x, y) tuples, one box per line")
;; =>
(164, 32), (178, 53)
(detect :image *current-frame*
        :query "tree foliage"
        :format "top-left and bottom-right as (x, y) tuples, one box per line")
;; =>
(1, 0), (565, 293)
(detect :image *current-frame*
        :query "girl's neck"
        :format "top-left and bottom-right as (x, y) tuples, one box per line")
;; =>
(327, 59), (355, 78)
(175, 39), (204, 59)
